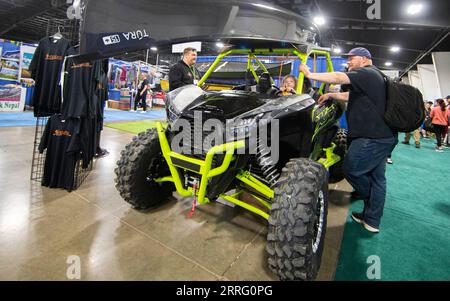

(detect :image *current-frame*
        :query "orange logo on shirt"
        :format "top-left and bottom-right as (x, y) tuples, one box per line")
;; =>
(53, 130), (72, 137)
(45, 54), (64, 61)
(71, 62), (92, 69)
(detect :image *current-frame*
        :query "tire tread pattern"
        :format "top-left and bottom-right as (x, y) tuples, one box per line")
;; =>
(114, 129), (173, 209)
(266, 158), (328, 281)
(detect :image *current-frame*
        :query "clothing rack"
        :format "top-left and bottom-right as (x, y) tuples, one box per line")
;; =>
(30, 17), (93, 190)
(30, 116), (49, 182)
(30, 116), (93, 191)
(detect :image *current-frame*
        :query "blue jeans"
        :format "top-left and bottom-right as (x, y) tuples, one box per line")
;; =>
(343, 137), (398, 228)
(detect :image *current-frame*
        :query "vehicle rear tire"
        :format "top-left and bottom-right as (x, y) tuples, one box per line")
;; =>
(266, 158), (328, 281)
(115, 128), (174, 210)
(329, 128), (348, 183)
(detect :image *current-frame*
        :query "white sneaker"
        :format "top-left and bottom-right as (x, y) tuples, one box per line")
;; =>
(363, 222), (380, 234)
(387, 158), (393, 164)
(435, 147), (444, 153)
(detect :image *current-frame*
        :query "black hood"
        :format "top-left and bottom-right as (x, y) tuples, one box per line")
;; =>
(182, 91), (265, 119)
(180, 90), (315, 121)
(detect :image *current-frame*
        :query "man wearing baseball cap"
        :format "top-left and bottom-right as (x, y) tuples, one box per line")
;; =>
(299, 47), (398, 234)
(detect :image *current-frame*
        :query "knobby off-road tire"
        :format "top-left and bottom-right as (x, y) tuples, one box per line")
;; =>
(266, 158), (329, 281)
(329, 128), (348, 183)
(115, 128), (174, 210)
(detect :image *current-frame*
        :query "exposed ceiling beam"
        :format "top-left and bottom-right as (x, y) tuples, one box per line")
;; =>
(329, 17), (450, 30)
(400, 30), (450, 77)
(0, 0), (67, 35)
(332, 39), (422, 53)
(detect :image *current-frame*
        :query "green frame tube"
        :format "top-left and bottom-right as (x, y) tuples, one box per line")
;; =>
(220, 194), (270, 220)
(247, 54), (259, 83)
(196, 48), (335, 95)
(155, 121), (246, 204)
(154, 121), (273, 220)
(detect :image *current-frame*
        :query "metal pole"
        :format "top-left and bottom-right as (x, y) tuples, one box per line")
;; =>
(146, 49), (149, 64)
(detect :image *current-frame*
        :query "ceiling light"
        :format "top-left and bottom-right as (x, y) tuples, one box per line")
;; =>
(390, 46), (401, 53)
(407, 3), (423, 15)
(333, 47), (342, 54)
(385, 62), (393, 67)
(150, 47), (158, 51)
(216, 42), (225, 48)
(313, 16), (326, 26)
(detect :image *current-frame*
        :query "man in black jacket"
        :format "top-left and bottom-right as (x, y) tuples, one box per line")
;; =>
(133, 73), (150, 112)
(169, 47), (201, 91)
(299, 47), (398, 234)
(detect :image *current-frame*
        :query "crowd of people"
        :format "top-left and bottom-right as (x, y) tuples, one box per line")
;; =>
(400, 97), (450, 153)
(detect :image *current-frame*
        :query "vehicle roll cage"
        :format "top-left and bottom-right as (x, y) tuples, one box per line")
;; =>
(196, 48), (335, 95)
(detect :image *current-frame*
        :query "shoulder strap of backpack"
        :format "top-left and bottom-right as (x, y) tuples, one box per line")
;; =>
(367, 65), (389, 84)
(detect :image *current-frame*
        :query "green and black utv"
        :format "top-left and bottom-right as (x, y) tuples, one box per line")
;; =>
(114, 46), (348, 281)
(78, 0), (348, 281)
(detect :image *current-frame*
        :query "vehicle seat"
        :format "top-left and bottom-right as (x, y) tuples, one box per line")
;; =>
(256, 72), (272, 94)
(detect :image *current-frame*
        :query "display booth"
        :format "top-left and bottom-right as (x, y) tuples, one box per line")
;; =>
(107, 59), (168, 111)
(0, 39), (36, 112)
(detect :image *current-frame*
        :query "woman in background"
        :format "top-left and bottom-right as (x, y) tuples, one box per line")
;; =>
(430, 99), (450, 152)
(422, 101), (433, 138)
(444, 96), (450, 147)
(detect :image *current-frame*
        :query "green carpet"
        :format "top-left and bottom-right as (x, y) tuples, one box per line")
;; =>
(335, 137), (450, 281)
(105, 120), (166, 135)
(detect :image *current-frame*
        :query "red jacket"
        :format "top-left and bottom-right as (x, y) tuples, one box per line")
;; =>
(430, 106), (450, 126)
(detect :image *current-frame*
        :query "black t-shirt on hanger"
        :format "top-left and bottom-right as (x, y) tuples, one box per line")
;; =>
(38, 115), (82, 191)
(61, 54), (101, 119)
(29, 37), (71, 117)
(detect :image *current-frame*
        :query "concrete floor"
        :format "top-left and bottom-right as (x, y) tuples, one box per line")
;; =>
(0, 126), (352, 281)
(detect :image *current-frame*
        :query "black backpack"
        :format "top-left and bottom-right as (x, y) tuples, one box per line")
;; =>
(373, 68), (425, 133)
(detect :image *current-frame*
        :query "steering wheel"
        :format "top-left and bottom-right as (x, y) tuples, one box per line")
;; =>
(268, 84), (281, 96)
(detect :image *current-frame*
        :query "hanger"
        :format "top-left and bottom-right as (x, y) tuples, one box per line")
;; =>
(51, 26), (63, 42)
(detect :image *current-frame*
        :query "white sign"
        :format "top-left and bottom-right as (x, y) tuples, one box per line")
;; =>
(0, 84), (25, 112)
(172, 42), (202, 54)
(380, 70), (399, 80)
(103, 35), (121, 46)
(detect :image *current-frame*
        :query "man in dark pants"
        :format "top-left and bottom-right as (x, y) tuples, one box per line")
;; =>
(169, 47), (200, 91)
(300, 47), (397, 233)
(134, 73), (149, 112)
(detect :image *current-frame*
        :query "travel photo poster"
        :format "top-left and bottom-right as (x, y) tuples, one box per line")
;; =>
(20, 45), (37, 82)
(0, 39), (21, 82)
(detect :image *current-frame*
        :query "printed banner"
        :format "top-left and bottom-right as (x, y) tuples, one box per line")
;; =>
(0, 39), (21, 82)
(20, 45), (37, 81)
(0, 83), (25, 111)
